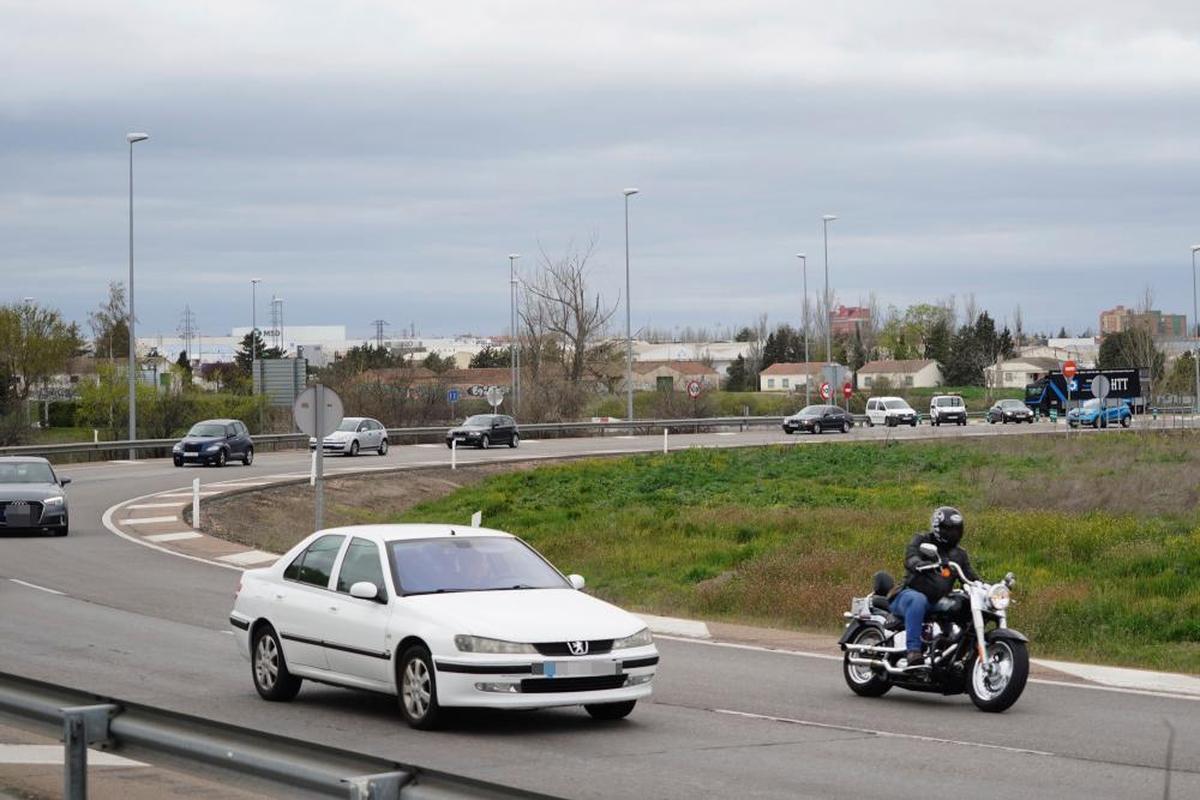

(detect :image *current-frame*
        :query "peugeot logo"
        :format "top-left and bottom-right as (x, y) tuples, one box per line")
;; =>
(567, 640), (588, 656)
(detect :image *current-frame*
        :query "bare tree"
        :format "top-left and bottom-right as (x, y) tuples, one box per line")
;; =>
(744, 314), (769, 378)
(962, 293), (978, 330)
(1013, 304), (1024, 348)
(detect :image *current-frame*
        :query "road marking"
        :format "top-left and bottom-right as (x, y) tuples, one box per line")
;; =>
(710, 708), (1056, 757)
(0, 745), (145, 767)
(158, 491), (218, 498)
(416, 444), (439, 448)
(102, 494), (243, 572)
(8, 579), (65, 596)
(126, 502), (184, 510)
(715, 432), (737, 436)
(218, 550), (278, 566)
(120, 515), (178, 525)
(210, 481), (270, 488)
(145, 531), (203, 543)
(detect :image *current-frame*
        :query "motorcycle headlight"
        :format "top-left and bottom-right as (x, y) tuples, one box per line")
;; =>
(613, 627), (654, 649)
(988, 584), (1011, 611)
(453, 635), (536, 655)
(42, 496), (64, 507)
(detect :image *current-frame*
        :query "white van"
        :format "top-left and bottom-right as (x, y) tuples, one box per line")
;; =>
(865, 397), (918, 427)
(929, 394), (968, 426)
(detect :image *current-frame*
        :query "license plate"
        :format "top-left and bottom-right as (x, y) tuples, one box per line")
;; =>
(535, 660), (620, 678)
(183, 453), (200, 459)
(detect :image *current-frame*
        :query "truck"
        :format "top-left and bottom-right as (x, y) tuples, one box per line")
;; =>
(1024, 368), (1145, 416)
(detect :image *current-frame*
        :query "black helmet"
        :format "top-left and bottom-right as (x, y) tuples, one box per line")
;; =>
(930, 506), (964, 548)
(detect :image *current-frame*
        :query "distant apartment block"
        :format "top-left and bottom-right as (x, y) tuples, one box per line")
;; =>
(829, 305), (871, 336)
(1099, 306), (1187, 338)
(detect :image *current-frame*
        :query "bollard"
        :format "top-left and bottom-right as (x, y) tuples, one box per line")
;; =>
(451, 439), (457, 471)
(192, 477), (200, 530)
(663, 428), (668, 454)
(93, 429), (99, 444)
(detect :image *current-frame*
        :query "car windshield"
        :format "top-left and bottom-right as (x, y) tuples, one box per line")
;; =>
(1081, 399), (1101, 410)
(936, 397), (963, 407)
(462, 415), (493, 427)
(0, 462), (55, 484)
(884, 400), (910, 410)
(187, 423), (226, 437)
(337, 419), (361, 432)
(799, 405), (826, 415)
(1000, 400), (1024, 409)
(389, 536), (569, 594)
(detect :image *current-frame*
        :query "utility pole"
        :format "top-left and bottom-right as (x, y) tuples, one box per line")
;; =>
(371, 319), (389, 350)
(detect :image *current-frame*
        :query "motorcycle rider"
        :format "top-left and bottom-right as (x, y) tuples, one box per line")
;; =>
(891, 506), (979, 666)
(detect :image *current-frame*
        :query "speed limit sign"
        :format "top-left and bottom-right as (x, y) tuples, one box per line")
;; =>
(686, 380), (702, 399)
(820, 382), (832, 401)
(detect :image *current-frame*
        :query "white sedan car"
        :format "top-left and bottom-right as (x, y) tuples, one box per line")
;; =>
(308, 417), (388, 457)
(229, 524), (658, 729)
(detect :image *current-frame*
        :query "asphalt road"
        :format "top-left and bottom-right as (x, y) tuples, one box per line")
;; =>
(1, 422), (1195, 799)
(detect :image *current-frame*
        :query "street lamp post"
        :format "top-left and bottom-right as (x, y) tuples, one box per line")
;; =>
(1192, 245), (1200, 415)
(796, 253), (809, 406)
(822, 215), (837, 365)
(126, 132), (149, 459)
(623, 188), (640, 421)
(508, 254), (520, 414)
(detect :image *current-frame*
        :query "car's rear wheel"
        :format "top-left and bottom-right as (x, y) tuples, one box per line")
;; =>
(252, 626), (302, 701)
(812, 422), (822, 435)
(585, 700), (636, 721)
(349, 440), (359, 457)
(398, 645), (442, 729)
(243, 447), (254, 466)
(1120, 415), (1131, 428)
(378, 438), (389, 455)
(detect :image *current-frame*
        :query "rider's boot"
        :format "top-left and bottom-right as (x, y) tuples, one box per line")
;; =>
(905, 650), (924, 667)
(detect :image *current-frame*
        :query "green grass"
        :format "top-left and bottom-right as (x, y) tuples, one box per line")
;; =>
(381, 433), (1200, 674)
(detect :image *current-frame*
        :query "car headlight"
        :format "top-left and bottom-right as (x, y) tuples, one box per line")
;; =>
(613, 627), (654, 649)
(454, 635), (537, 654)
(42, 496), (64, 507)
(205, 444), (222, 452)
(988, 584), (1010, 611)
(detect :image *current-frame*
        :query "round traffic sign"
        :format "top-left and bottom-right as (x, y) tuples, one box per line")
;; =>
(686, 380), (702, 399)
(842, 382), (853, 400)
(293, 384), (344, 438)
(1090, 375), (1111, 400)
(820, 382), (832, 401)
(1063, 360), (1077, 380)
(486, 387), (504, 408)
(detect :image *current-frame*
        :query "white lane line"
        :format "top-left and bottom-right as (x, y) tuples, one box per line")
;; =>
(711, 708), (1055, 757)
(0, 745), (145, 767)
(158, 491), (218, 498)
(8, 579), (65, 596)
(211, 481), (270, 487)
(416, 444), (439, 448)
(125, 502), (184, 510)
(120, 516), (178, 525)
(715, 432), (737, 436)
(656, 635), (1200, 701)
(217, 550), (278, 566)
(145, 531), (203, 543)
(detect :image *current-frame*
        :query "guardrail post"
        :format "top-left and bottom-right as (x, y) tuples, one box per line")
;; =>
(192, 478), (201, 529)
(345, 771), (409, 799)
(662, 427), (668, 454)
(62, 704), (117, 800)
(451, 439), (456, 471)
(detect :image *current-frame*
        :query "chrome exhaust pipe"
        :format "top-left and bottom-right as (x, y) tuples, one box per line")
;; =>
(847, 655), (913, 676)
(844, 643), (906, 655)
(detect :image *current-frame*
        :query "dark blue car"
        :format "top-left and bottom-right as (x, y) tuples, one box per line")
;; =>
(1067, 399), (1132, 429)
(172, 419), (255, 467)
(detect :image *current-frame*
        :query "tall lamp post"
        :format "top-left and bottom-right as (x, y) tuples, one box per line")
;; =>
(126, 132), (149, 458)
(822, 215), (837, 364)
(796, 253), (809, 406)
(508, 254), (521, 414)
(623, 188), (640, 421)
(1192, 245), (1200, 415)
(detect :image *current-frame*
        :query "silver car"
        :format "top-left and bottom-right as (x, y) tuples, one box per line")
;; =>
(309, 417), (389, 457)
(0, 457), (71, 536)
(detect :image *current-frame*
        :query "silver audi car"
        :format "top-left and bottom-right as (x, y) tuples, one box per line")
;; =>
(0, 457), (71, 536)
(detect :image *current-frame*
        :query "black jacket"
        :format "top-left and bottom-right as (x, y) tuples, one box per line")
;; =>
(902, 532), (979, 602)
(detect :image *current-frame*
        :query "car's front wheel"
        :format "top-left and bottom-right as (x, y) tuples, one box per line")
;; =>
(480, 435), (490, 449)
(53, 517), (69, 537)
(173, 456), (183, 467)
(811, 422), (822, 435)
(378, 438), (389, 455)
(398, 645), (442, 729)
(213, 449), (227, 468)
(510, 433), (519, 448)
(1120, 415), (1131, 428)
(243, 447), (254, 466)
(252, 626), (302, 701)
(349, 440), (359, 457)
(585, 700), (636, 720)
(840, 421), (849, 433)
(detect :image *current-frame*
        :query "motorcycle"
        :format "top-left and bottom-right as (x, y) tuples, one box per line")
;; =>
(838, 543), (1030, 712)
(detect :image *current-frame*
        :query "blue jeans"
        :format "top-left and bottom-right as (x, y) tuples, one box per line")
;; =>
(892, 589), (928, 653)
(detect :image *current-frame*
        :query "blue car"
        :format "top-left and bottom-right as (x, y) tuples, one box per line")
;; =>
(1067, 399), (1132, 429)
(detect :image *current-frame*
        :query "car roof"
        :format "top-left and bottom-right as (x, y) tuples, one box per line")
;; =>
(310, 523), (515, 543)
(195, 418), (240, 424)
(0, 456), (51, 464)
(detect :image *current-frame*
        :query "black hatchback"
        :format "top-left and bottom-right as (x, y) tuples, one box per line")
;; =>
(446, 414), (520, 449)
(172, 419), (255, 467)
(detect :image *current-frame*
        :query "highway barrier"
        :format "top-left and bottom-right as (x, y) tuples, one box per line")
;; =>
(0, 669), (557, 799)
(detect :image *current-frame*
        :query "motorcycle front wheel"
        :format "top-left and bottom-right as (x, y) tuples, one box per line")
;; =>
(968, 639), (1029, 712)
(842, 627), (892, 697)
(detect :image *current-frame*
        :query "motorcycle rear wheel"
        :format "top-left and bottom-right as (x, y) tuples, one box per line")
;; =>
(843, 627), (892, 697)
(968, 639), (1029, 712)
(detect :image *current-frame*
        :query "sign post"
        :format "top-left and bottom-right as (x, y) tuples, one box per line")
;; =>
(842, 381), (853, 412)
(1063, 361), (1077, 436)
(293, 384), (344, 532)
(448, 388), (459, 420)
(1091, 374), (1111, 429)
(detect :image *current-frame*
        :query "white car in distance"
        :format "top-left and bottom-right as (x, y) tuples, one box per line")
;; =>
(308, 417), (388, 457)
(230, 524), (658, 729)
(864, 397), (918, 427)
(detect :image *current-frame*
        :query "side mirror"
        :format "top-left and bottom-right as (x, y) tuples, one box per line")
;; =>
(567, 574), (586, 590)
(59, 477), (71, 486)
(349, 581), (380, 601)
(1003, 572), (1015, 588)
(919, 543), (939, 559)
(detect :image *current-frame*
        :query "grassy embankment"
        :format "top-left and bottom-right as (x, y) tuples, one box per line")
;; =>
(380, 433), (1200, 673)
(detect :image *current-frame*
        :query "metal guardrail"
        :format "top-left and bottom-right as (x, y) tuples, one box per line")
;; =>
(0, 670), (556, 799)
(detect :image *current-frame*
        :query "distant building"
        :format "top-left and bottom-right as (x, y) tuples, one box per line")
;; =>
(829, 305), (871, 337)
(629, 361), (720, 392)
(858, 359), (942, 389)
(1099, 307), (1188, 339)
(758, 362), (829, 392)
(1100, 306), (1130, 336)
(633, 341), (750, 378)
(984, 357), (1061, 389)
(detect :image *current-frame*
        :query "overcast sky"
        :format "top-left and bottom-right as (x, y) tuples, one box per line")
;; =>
(4, 1), (1200, 343)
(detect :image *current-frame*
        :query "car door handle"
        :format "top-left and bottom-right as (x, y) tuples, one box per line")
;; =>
(275, 593), (286, 600)
(329, 606), (338, 613)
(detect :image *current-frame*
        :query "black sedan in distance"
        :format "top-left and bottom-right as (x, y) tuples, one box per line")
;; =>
(987, 399), (1035, 424)
(446, 414), (520, 449)
(0, 457), (70, 536)
(172, 419), (255, 467)
(783, 405), (854, 435)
